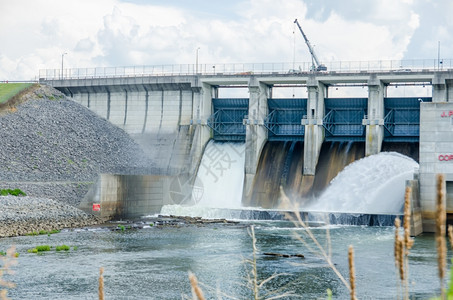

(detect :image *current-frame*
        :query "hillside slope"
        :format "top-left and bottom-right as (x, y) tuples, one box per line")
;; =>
(0, 84), (154, 206)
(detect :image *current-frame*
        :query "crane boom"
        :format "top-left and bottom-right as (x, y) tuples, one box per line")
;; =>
(294, 19), (326, 71)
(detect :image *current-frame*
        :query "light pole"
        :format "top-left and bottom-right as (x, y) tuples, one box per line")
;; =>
(61, 52), (67, 79)
(196, 47), (200, 74)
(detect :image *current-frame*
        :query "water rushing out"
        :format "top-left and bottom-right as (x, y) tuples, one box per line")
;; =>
(307, 152), (419, 214)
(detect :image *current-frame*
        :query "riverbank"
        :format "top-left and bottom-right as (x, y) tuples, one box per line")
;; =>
(0, 195), (103, 238)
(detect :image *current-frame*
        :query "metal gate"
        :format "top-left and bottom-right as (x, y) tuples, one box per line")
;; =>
(264, 98), (307, 141)
(323, 98), (367, 141)
(383, 97), (431, 142)
(207, 98), (248, 142)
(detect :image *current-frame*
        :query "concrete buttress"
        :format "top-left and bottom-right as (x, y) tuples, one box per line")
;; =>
(365, 74), (385, 156)
(303, 76), (325, 175)
(243, 77), (269, 203)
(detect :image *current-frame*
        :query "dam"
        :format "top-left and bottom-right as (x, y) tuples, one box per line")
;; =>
(40, 60), (453, 233)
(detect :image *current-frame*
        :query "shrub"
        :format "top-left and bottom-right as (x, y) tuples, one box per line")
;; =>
(0, 189), (26, 197)
(55, 245), (70, 251)
(35, 245), (51, 252)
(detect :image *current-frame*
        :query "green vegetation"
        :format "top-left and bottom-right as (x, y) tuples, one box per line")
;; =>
(27, 245), (51, 253)
(26, 229), (60, 236)
(0, 189), (26, 197)
(0, 250), (19, 257)
(0, 83), (32, 103)
(55, 245), (70, 251)
(27, 244), (77, 254)
(118, 225), (125, 231)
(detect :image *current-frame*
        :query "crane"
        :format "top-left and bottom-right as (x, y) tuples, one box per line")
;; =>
(294, 19), (327, 72)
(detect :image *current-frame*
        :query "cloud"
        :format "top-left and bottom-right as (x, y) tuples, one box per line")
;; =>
(0, 0), (451, 80)
(75, 38), (95, 52)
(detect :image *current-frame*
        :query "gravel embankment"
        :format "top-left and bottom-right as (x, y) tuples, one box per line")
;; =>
(0, 196), (101, 237)
(0, 84), (155, 237)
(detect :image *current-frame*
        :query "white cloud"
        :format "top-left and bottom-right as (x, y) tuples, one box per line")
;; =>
(0, 0), (451, 80)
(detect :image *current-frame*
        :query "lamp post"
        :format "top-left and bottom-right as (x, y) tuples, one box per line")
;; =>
(196, 47), (200, 74)
(61, 52), (67, 79)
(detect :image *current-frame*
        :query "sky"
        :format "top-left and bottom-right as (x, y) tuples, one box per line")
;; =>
(0, 0), (452, 80)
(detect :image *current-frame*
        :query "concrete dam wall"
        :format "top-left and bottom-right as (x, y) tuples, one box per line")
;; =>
(43, 70), (453, 232)
(58, 78), (202, 175)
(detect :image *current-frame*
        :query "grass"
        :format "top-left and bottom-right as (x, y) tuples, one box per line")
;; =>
(55, 245), (70, 252)
(27, 245), (51, 253)
(26, 229), (60, 236)
(0, 83), (32, 104)
(27, 244), (76, 254)
(0, 189), (26, 197)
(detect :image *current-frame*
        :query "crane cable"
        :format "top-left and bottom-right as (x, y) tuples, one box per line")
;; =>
(292, 21), (296, 97)
(292, 21), (296, 71)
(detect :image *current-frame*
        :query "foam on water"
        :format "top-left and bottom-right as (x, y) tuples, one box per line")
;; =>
(305, 152), (418, 214)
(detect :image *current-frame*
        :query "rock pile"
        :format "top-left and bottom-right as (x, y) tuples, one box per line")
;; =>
(0, 84), (155, 235)
(0, 196), (102, 237)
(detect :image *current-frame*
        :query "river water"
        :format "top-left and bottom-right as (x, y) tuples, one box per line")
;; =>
(0, 143), (440, 299)
(0, 220), (445, 299)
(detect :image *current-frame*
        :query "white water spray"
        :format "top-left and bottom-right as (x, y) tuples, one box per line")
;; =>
(160, 141), (245, 218)
(306, 152), (418, 214)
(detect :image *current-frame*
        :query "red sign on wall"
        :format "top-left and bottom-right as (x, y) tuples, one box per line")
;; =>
(439, 154), (453, 161)
(441, 111), (453, 117)
(92, 203), (101, 211)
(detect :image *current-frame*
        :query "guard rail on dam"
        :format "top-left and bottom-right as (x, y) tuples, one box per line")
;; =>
(40, 60), (453, 233)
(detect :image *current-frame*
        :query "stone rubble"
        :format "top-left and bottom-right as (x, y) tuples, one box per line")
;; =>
(0, 84), (155, 237)
(0, 196), (102, 237)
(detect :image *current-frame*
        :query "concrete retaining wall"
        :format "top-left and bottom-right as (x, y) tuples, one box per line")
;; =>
(80, 174), (174, 219)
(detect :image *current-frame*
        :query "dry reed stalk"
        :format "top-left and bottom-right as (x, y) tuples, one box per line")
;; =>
(402, 186), (414, 300)
(348, 246), (357, 300)
(98, 267), (104, 300)
(249, 226), (259, 300)
(436, 174), (446, 298)
(189, 272), (206, 300)
(398, 238), (405, 282)
(403, 186), (414, 252)
(449, 225), (453, 251)
(394, 218), (401, 271)
(279, 187), (350, 291)
(0, 245), (18, 300)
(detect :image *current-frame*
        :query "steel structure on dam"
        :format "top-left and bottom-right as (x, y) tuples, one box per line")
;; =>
(40, 59), (453, 233)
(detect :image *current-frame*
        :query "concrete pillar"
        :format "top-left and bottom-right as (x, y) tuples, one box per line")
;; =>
(303, 76), (325, 175)
(432, 73), (447, 102)
(406, 177), (423, 236)
(243, 77), (269, 201)
(364, 75), (385, 156)
(189, 80), (213, 174)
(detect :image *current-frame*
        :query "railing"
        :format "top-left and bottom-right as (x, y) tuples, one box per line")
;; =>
(39, 59), (453, 80)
